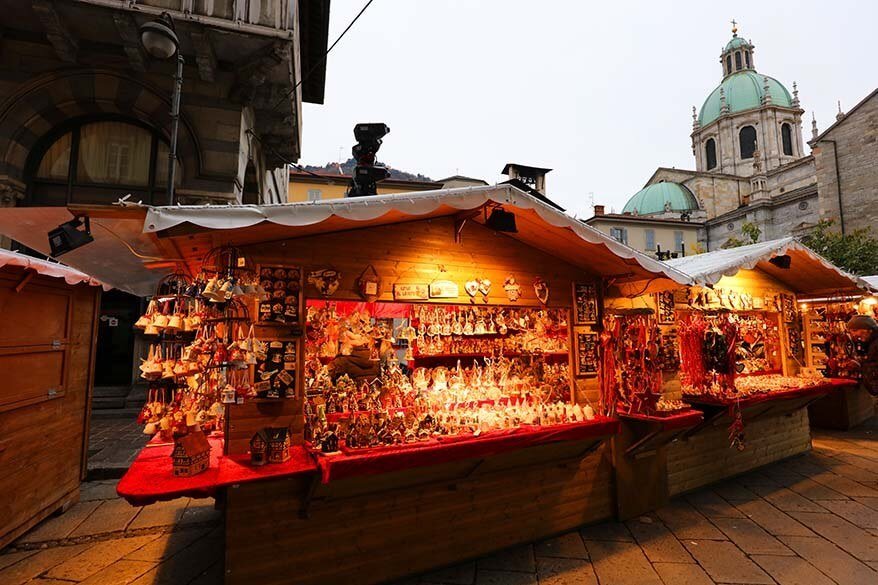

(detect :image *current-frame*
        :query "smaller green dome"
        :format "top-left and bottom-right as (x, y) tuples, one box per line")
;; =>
(622, 182), (699, 216)
(724, 36), (752, 51)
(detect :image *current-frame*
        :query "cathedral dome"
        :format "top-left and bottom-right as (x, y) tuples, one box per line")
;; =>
(698, 71), (794, 127)
(724, 36), (751, 51)
(622, 182), (699, 216)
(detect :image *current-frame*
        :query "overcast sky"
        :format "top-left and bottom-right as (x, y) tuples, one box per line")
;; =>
(300, 0), (876, 218)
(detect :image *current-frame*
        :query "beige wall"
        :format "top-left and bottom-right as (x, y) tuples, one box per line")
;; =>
(587, 219), (701, 256)
(288, 179), (438, 202)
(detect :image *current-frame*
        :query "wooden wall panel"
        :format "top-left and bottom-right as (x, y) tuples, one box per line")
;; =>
(226, 399), (303, 455)
(0, 268), (99, 550)
(666, 410), (811, 496)
(225, 443), (614, 585)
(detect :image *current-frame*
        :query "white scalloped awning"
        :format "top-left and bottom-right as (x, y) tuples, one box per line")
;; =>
(666, 237), (870, 295)
(0, 248), (106, 289)
(145, 185), (693, 295)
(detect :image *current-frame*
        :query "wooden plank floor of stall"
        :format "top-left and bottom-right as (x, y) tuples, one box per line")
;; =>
(224, 438), (615, 585)
(808, 381), (875, 430)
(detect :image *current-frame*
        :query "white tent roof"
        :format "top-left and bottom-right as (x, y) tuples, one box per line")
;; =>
(666, 237), (871, 295)
(0, 185), (693, 296)
(0, 248), (106, 288)
(864, 276), (878, 291)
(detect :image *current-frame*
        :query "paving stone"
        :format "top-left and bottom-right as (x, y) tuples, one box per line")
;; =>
(78, 559), (155, 585)
(477, 545), (535, 573)
(129, 526), (224, 585)
(651, 562), (714, 585)
(736, 470), (781, 487)
(748, 485), (826, 513)
(127, 498), (190, 530)
(178, 500), (221, 525)
(712, 517), (794, 555)
(0, 550), (37, 572)
(0, 543), (92, 585)
(779, 535), (878, 585)
(44, 534), (160, 581)
(535, 557), (596, 585)
(854, 496), (878, 511)
(584, 539), (663, 585)
(869, 561), (878, 571)
(16, 501), (102, 544)
(782, 476), (849, 500)
(809, 471), (878, 498)
(578, 521), (633, 542)
(751, 554), (835, 585)
(125, 527), (213, 562)
(818, 499), (878, 529)
(69, 499), (141, 537)
(422, 561), (476, 584)
(734, 499), (814, 537)
(712, 480), (757, 502)
(655, 500), (726, 541)
(791, 511), (878, 561)
(474, 570), (537, 585)
(683, 540), (773, 584)
(533, 533), (588, 559)
(626, 517), (692, 563)
(188, 560), (224, 585)
(685, 489), (745, 518)
(80, 481), (121, 502)
(30, 579), (82, 585)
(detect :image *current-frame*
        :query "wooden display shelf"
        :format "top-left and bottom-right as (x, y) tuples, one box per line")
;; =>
(411, 351), (568, 361)
(617, 409), (704, 458)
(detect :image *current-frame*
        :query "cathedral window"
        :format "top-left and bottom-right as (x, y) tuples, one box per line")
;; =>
(645, 229), (655, 251)
(705, 138), (717, 170)
(725, 55), (732, 75)
(610, 227), (628, 245)
(745, 51), (751, 68)
(735, 51), (742, 71)
(674, 231), (684, 252)
(739, 126), (757, 159)
(781, 123), (793, 156)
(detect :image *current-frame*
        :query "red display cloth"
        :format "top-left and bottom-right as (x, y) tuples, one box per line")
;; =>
(683, 378), (854, 409)
(307, 299), (411, 318)
(314, 417), (620, 484)
(618, 409), (704, 431)
(117, 436), (317, 506)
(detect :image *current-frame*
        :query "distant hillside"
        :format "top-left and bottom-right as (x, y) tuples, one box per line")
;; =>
(300, 158), (434, 182)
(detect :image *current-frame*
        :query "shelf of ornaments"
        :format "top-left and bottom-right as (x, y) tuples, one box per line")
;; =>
(410, 351), (569, 363)
(408, 328), (568, 339)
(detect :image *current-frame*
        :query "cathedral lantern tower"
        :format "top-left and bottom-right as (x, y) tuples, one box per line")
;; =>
(691, 22), (806, 177)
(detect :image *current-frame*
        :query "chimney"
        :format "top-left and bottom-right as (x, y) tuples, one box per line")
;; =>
(502, 163), (552, 195)
(593, 204), (605, 215)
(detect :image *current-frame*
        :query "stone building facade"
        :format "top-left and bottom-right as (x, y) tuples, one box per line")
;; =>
(0, 0), (330, 210)
(812, 88), (878, 235)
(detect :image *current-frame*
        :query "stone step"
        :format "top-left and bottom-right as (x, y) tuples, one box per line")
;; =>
(92, 396), (127, 410)
(92, 385), (133, 398)
(90, 407), (141, 420)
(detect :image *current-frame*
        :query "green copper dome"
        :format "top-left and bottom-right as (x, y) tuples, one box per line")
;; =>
(724, 36), (752, 51)
(622, 182), (699, 216)
(698, 71), (793, 126)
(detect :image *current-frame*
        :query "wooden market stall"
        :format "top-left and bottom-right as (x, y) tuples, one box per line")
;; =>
(0, 249), (103, 549)
(661, 238), (871, 495)
(106, 185), (695, 585)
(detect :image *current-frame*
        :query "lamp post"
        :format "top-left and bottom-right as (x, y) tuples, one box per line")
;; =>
(140, 12), (183, 205)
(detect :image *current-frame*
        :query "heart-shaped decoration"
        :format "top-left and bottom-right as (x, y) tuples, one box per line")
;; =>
(478, 278), (491, 297)
(533, 277), (549, 305)
(464, 279), (479, 297)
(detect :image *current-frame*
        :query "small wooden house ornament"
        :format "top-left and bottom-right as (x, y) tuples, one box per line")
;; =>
(171, 430), (211, 477)
(250, 430), (268, 466)
(356, 264), (382, 302)
(265, 427), (291, 463)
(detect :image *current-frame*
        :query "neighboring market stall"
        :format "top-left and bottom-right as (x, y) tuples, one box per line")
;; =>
(0, 249), (105, 549)
(100, 185), (693, 585)
(663, 238), (871, 494)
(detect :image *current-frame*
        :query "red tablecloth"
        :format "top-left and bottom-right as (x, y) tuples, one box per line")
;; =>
(618, 409), (704, 431)
(117, 436), (317, 506)
(683, 378), (855, 409)
(314, 417), (620, 484)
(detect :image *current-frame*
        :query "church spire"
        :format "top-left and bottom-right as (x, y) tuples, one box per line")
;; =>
(836, 100), (845, 121)
(811, 112), (819, 141)
(720, 21), (755, 78)
(792, 82), (800, 107)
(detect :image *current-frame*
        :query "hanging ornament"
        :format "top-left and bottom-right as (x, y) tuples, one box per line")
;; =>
(504, 275), (521, 302)
(464, 278), (480, 299)
(478, 278), (491, 303)
(533, 276), (550, 305)
(356, 264), (382, 302)
(308, 268), (341, 297)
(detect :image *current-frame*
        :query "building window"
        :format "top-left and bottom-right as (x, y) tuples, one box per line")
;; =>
(739, 125), (757, 159)
(781, 123), (793, 156)
(674, 231), (684, 252)
(27, 116), (180, 206)
(725, 55), (732, 74)
(610, 227), (628, 245)
(307, 189), (322, 201)
(744, 51), (751, 68)
(705, 138), (717, 170)
(735, 51), (742, 70)
(645, 229), (655, 251)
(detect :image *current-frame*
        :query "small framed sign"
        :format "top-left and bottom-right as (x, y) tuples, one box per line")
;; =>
(573, 282), (599, 324)
(257, 265), (302, 326)
(393, 283), (429, 301)
(575, 331), (599, 377)
(429, 279), (459, 299)
(656, 291), (676, 324)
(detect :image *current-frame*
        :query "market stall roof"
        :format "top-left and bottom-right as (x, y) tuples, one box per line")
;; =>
(665, 237), (871, 296)
(143, 185), (693, 295)
(864, 275), (878, 291)
(0, 186), (693, 296)
(0, 248), (106, 289)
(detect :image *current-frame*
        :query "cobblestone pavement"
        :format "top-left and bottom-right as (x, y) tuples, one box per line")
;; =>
(87, 418), (149, 479)
(2, 421), (877, 585)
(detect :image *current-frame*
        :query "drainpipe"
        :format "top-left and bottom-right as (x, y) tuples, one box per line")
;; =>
(820, 139), (845, 235)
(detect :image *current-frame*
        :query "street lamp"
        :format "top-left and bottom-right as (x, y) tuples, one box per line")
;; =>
(140, 12), (183, 205)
